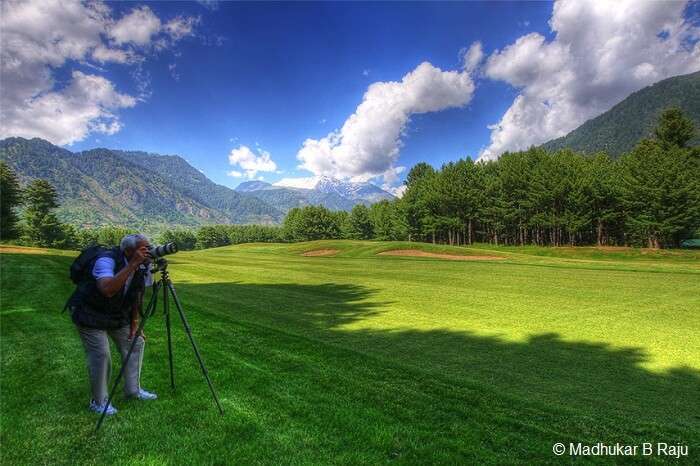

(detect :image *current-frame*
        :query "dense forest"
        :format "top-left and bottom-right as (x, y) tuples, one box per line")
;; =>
(281, 108), (699, 249)
(2, 109), (698, 250)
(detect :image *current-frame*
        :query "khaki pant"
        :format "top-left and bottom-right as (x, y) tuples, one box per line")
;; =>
(76, 324), (144, 403)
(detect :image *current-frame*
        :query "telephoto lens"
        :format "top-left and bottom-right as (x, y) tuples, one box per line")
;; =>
(148, 242), (178, 258)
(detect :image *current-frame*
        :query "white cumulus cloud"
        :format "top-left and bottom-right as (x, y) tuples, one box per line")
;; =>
(479, 0), (700, 160)
(0, 0), (198, 145)
(92, 45), (132, 64)
(296, 61), (476, 186)
(228, 145), (278, 179)
(108, 6), (162, 46)
(164, 16), (200, 41)
(1, 71), (136, 146)
(461, 41), (484, 73)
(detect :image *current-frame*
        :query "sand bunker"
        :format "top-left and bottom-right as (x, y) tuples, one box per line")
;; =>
(378, 250), (504, 261)
(0, 246), (50, 255)
(302, 249), (339, 257)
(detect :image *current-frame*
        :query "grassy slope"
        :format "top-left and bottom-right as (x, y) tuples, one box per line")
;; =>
(1, 241), (698, 465)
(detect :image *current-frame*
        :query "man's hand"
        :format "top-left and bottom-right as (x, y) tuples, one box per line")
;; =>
(96, 240), (150, 298)
(129, 246), (149, 268)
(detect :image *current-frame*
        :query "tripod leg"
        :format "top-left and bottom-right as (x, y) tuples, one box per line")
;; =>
(166, 281), (224, 415)
(164, 283), (175, 390)
(95, 281), (161, 432)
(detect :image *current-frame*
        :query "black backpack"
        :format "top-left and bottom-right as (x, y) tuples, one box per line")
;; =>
(63, 245), (111, 312)
(69, 245), (111, 284)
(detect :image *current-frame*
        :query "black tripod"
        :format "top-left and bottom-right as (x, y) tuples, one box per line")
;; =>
(96, 258), (224, 432)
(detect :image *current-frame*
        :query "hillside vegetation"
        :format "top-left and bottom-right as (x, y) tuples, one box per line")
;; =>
(542, 71), (700, 156)
(1, 241), (698, 464)
(0, 138), (282, 228)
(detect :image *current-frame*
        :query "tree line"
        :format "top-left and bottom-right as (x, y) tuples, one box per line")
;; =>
(283, 108), (700, 249)
(2, 108), (697, 250)
(0, 181), (285, 251)
(0, 169), (284, 249)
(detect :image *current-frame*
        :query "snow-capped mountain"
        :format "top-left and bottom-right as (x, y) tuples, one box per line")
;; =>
(235, 176), (394, 213)
(313, 176), (393, 203)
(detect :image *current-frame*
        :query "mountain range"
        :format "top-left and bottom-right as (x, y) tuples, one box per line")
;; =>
(0, 137), (282, 229)
(542, 70), (700, 156)
(0, 138), (393, 229)
(235, 177), (394, 213)
(2, 72), (696, 229)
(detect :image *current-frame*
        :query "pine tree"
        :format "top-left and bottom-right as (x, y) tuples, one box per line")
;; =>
(346, 204), (374, 239)
(587, 153), (622, 246)
(558, 150), (592, 246)
(456, 159), (484, 244)
(369, 200), (403, 241)
(282, 206), (342, 241)
(499, 150), (539, 245)
(654, 107), (695, 149)
(619, 109), (700, 248)
(478, 161), (508, 245)
(402, 163), (436, 242)
(21, 179), (65, 247)
(196, 225), (230, 248)
(0, 162), (23, 240)
(429, 163), (457, 244)
(619, 139), (700, 248)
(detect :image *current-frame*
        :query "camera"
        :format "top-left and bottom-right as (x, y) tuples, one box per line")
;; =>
(148, 242), (178, 258)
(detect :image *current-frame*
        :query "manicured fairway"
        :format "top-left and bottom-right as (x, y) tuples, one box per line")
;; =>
(1, 241), (699, 464)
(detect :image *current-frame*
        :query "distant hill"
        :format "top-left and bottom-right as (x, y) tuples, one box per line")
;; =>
(235, 180), (275, 193)
(0, 137), (282, 229)
(235, 176), (395, 213)
(542, 71), (700, 156)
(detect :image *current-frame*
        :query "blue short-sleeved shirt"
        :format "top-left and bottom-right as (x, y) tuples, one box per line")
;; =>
(92, 256), (153, 293)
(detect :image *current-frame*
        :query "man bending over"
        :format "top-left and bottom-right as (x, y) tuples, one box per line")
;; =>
(68, 233), (157, 415)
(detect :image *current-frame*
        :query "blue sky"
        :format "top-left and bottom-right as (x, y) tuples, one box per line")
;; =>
(2, 1), (698, 193)
(72, 1), (550, 189)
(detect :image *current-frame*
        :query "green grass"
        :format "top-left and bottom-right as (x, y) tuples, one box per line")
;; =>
(1, 241), (699, 464)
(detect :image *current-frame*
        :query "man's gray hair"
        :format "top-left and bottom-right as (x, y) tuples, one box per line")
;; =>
(120, 233), (149, 251)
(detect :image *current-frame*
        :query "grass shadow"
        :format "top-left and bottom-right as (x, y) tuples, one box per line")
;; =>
(176, 281), (700, 447)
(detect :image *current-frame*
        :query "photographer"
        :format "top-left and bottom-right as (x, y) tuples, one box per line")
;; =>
(69, 234), (157, 415)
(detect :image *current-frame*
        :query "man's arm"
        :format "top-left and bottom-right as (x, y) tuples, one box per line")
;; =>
(96, 246), (148, 298)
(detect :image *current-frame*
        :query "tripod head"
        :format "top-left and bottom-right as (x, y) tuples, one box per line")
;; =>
(149, 257), (169, 274)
